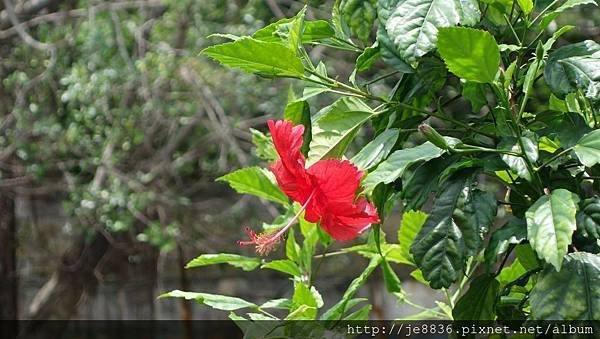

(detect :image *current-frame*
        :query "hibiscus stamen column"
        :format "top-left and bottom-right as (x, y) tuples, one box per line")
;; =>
(238, 189), (317, 255)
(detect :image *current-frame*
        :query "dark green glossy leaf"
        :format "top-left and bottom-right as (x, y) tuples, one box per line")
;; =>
(485, 219), (527, 269)
(544, 40), (600, 101)
(530, 252), (600, 320)
(453, 274), (500, 320)
(409, 173), (471, 289)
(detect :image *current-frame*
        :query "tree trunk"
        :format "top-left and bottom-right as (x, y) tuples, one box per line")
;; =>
(27, 231), (109, 320)
(0, 192), (17, 338)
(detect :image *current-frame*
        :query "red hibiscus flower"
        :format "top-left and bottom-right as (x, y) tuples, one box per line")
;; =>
(239, 120), (380, 255)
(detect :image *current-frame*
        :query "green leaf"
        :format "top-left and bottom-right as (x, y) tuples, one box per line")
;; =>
(254, 18), (335, 44)
(344, 304), (372, 320)
(159, 290), (257, 311)
(437, 27), (500, 83)
(363, 141), (446, 193)
(544, 40), (600, 101)
(517, 0), (533, 14)
(262, 260), (302, 277)
(499, 133), (538, 182)
(454, 189), (497, 256)
(217, 167), (288, 205)
(290, 282), (323, 320)
(286, 229), (301, 263)
(526, 189), (579, 271)
(484, 219), (527, 269)
(284, 98), (312, 155)
(341, 0), (378, 43)
(321, 256), (382, 320)
(382, 0), (481, 64)
(401, 157), (453, 210)
(530, 252), (600, 320)
(185, 253), (262, 271)
(381, 259), (403, 293)
(577, 197), (600, 240)
(540, 0), (597, 29)
(376, 0), (414, 72)
(202, 38), (304, 77)
(462, 81), (488, 112)
(356, 42), (380, 72)
(351, 129), (399, 170)
(452, 274), (500, 320)
(409, 173), (471, 289)
(250, 128), (277, 162)
(574, 130), (600, 167)
(307, 97), (375, 165)
(260, 298), (292, 310)
(398, 210), (428, 266)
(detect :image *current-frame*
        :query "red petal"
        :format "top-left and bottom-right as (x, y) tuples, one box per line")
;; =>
(268, 120), (314, 205)
(268, 120), (305, 170)
(307, 159), (363, 205)
(270, 160), (313, 204)
(319, 198), (380, 241)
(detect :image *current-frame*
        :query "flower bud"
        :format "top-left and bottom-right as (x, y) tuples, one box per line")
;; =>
(418, 123), (450, 150)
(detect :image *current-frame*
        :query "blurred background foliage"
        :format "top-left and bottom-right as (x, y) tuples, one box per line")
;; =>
(0, 0), (598, 321)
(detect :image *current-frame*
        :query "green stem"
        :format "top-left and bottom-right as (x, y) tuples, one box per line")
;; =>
(537, 147), (574, 170)
(530, 0), (561, 27)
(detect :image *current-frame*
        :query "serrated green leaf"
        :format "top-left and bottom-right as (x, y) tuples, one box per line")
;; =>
(544, 40), (600, 101)
(217, 167), (288, 205)
(398, 210), (428, 266)
(363, 141), (446, 193)
(574, 130), (600, 167)
(485, 219), (527, 269)
(185, 253), (262, 271)
(526, 189), (579, 271)
(202, 38), (304, 77)
(530, 252), (600, 320)
(577, 197), (600, 240)
(351, 129), (399, 170)
(437, 27), (500, 83)
(262, 260), (302, 277)
(307, 97), (375, 165)
(453, 274), (500, 320)
(382, 0), (481, 64)
(409, 173), (471, 289)
(159, 290), (257, 311)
